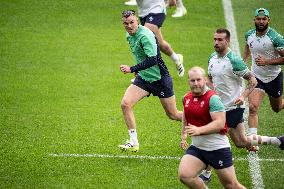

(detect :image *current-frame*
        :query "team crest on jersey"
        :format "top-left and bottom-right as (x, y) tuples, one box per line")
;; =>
(149, 16), (154, 22)
(200, 101), (204, 107)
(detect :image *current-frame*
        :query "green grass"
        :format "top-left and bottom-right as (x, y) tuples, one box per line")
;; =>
(0, 0), (283, 188)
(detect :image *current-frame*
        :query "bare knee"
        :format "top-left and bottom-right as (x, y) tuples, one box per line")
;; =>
(178, 173), (195, 186)
(121, 99), (132, 111)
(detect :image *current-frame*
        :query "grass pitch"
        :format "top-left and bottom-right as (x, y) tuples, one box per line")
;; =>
(0, 0), (283, 188)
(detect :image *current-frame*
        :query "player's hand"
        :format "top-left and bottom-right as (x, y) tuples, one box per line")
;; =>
(180, 139), (188, 150)
(120, 65), (131, 73)
(255, 55), (267, 66)
(235, 96), (244, 106)
(185, 124), (201, 136)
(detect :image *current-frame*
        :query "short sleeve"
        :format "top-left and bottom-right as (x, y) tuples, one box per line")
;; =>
(209, 95), (225, 112)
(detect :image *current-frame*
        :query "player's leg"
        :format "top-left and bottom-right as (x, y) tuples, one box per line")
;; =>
(269, 96), (284, 112)
(267, 72), (284, 112)
(143, 15), (184, 77)
(248, 88), (265, 135)
(208, 147), (246, 189)
(160, 96), (182, 121)
(121, 84), (149, 129)
(172, 0), (187, 18)
(229, 123), (249, 148)
(119, 84), (149, 151)
(215, 166), (246, 189)
(178, 152), (207, 188)
(154, 75), (182, 121)
(226, 108), (248, 148)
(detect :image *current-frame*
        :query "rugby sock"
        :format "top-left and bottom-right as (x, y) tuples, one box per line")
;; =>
(128, 129), (139, 146)
(248, 135), (280, 146)
(170, 52), (180, 64)
(247, 128), (257, 136)
(176, 0), (184, 8)
(203, 170), (211, 178)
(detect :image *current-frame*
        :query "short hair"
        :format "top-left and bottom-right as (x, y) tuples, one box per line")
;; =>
(188, 66), (206, 78)
(215, 28), (230, 40)
(121, 10), (135, 18)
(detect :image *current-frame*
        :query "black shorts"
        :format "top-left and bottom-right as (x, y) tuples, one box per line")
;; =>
(139, 13), (166, 28)
(186, 145), (233, 169)
(226, 108), (245, 128)
(132, 75), (174, 98)
(255, 71), (283, 98)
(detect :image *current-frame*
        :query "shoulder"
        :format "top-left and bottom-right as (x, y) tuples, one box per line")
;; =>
(209, 94), (225, 112)
(267, 27), (283, 38)
(138, 26), (156, 41)
(208, 52), (217, 62)
(266, 27), (284, 48)
(227, 50), (247, 71)
(245, 29), (256, 39)
(139, 26), (154, 36)
(182, 92), (192, 103)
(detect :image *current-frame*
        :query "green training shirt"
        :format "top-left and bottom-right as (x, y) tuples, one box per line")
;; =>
(126, 25), (161, 82)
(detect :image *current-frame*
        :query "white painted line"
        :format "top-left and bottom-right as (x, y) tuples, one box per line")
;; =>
(222, 0), (241, 56)
(49, 153), (284, 162)
(222, 0), (264, 189)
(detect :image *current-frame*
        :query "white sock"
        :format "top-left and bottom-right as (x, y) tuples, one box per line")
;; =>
(128, 129), (139, 146)
(247, 128), (257, 136)
(248, 135), (280, 146)
(176, 0), (184, 8)
(170, 52), (179, 64)
(203, 170), (211, 178)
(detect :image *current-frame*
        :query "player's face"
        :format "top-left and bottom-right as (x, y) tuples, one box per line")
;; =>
(214, 33), (229, 53)
(122, 15), (139, 35)
(254, 16), (269, 32)
(188, 71), (206, 96)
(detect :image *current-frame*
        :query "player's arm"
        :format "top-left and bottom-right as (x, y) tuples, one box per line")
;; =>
(180, 111), (188, 149)
(255, 49), (284, 66)
(186, 111), (225, 136)
(120, 35), (158, 73)
(130, 35), (159, 72)
(206, 75), (214, 90)
(120, 57), (157, 73)
(256, 31), (284, 66)
(185, 95), (226, 136)
(130, 56), (158, 72)
(235, 70), (257, 105)
(243, 44), (251, 64)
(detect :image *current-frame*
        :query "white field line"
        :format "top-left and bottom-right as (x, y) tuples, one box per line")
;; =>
(222, 0), (264, 189)
(49, 153), (284, 162)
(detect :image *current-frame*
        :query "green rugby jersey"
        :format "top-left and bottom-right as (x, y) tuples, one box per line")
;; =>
(126, 25), (163, 83)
